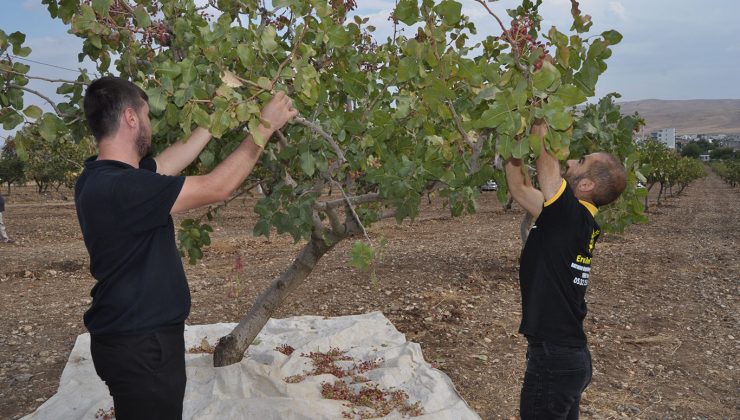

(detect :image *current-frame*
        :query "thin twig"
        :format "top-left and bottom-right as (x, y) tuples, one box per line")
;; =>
(195, 181), (261, 223)
(472, 0), (508, 33)
(332, 179), (371, 243)
(2, 69), (86, 85)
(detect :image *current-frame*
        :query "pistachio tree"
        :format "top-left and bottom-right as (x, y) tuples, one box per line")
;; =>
(2, 0), (632, 366)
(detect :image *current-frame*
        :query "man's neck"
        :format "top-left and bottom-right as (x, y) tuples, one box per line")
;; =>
(96, 138), (141, 168)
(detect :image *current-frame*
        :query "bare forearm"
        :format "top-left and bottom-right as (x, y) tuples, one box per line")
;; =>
(533, 123), (563, 197)
(206, 127), (272, 198)
(155, 127), (212, 175)
(170, 127), (272, 214)
(505, 158), (544, 217)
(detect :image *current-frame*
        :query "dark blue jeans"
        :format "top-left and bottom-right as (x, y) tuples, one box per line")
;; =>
(519, 342), (592, 420)
(90, 323), (186, 420)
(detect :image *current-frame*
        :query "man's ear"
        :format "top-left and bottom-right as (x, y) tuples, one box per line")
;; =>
(578, 177), (595, 193)
(122, 107), (138, 129)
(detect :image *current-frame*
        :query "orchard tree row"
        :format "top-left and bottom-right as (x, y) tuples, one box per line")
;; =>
(638, 138), (706, 210)
(3, 0), (643, 366)
(0, 129), (93, 194)
(710, 160), (740, 187)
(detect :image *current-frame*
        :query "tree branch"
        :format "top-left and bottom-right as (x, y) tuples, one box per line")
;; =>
(446, 100), (473, 149)
(472, 0), (508, 34)
(293, 116), (347, 164)
(9, 84), (68, 117)
(323, 206), (344, 235)
(314, 192), (382, 211)
(2, 69), (86, 85)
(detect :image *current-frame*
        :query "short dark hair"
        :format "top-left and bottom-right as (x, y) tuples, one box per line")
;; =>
(588, 153), (627, 206)
(83, 76), (148, 142)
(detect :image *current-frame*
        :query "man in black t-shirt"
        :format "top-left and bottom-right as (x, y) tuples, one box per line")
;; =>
(505, 120), (626, 419)
(76, 77), (296, 419)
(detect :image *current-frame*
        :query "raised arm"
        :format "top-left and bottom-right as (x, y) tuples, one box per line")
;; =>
(154, 127), (212, 176)
(532, 120), (564, 202)
(170, 92), (297, 214)
(505, 157), (545, 218)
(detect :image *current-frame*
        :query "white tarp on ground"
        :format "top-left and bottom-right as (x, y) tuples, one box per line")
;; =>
(23, 312), (480, 419)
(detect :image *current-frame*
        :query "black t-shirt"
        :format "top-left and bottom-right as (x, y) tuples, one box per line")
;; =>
(0, 193), (5, 212)
(518, 180), (601, 347)
(75, 156), (189, 335)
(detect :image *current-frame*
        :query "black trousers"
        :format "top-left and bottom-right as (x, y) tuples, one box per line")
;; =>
(520, 342), (593, 420)
(90, 323), (186, 420)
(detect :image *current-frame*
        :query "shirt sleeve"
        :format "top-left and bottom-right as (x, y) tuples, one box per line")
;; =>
(113, 168), (185, 234)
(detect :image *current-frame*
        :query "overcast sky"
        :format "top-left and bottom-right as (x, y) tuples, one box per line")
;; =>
(2, 0), (739, 143)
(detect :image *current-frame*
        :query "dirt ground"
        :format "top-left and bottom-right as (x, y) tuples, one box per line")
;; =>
(0, 171), (737, 419)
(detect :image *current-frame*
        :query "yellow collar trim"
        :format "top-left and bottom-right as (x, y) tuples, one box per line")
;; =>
(544, 179), (567, 207)
(579, 200), (598, 217)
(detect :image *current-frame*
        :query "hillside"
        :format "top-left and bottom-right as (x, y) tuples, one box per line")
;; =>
(616, 99), (740, 135)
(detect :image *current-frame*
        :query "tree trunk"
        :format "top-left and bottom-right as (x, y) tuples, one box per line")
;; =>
(505, 196), (513, 210)
(519, 212), (533, 248)
(213, 231), (340, 367)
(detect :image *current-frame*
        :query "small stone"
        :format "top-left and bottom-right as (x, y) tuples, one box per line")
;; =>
(14, 373), (33, 382)
(483, 337), (492, 343)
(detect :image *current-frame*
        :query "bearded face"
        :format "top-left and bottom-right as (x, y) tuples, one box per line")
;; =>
(134, 104), (152, 158)
(135, 122), (151, 157)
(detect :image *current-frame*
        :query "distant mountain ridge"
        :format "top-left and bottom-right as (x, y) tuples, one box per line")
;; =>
(616, 99), (740, 135)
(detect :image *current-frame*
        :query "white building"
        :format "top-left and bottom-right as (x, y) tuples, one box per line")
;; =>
(651, 128), (676, 149)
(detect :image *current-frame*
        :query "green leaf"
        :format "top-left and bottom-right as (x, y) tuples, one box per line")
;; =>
(532, 61), (560, 91)
(327, 26), (351, 47)
(192, 106), (210, 128)
(92, 0), (112, 16)
(601, 30), (623, 45)
(199, 150), (214, 167)
(574, 60), (599, 96)
(157, 61), (181, 79)
(253, 220), (270, 237)
(554, 84), (587, 106)
(546, 110), (573, 131)
(235, 102), (251, 122)
(300, 151), (316, 177)
(257, 77), (272, 90)
(145, 87), (167, 114)
(395, 0), (420, 26)
(475, 103), (513, 129)
(133, 5), (151, 27)
(511, 138), (529, 159)
(0, 109), (24, 130)
(15, 46), (32, 57)
(260, 26), (278, 53)
(8, 31), (26, 48)
(237, 44), (253, 67)
(528, 133), (542, 156)
(210, 108), (230, 138)
(22, 105), (43, 120)
(435, 0), (462, 26)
